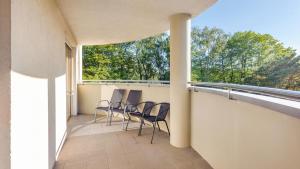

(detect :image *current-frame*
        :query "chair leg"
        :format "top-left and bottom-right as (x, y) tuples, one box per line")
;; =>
(106, 110), (111, 126)
(109, 111), (113, 126)
(164, 120), (170, 136)
(125, 116), (131, 131)
(151, 122), (157, 144)
(94, 109), (97, 123)
(122, 114), (126, 130)
(156, 121), (161, 131)
(138, 119), (144, 136)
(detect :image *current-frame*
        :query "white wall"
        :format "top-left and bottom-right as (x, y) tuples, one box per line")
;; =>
(0, 0), (11, 168)
(191, 91), (300, 169)
(11, 0), (76, 168)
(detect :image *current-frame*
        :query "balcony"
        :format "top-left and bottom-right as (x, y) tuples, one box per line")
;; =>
(67, 81), (299, 169)
(1, 0), (300, 169)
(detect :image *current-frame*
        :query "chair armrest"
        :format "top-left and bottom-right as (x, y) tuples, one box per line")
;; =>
(134, 101), (149, 107)
(130, 101), (147, 112)
(124, 103), (139, 112)
(111, 101), (123, 109)
(96, 99), (110, 107)
(141, 103), (160, 117)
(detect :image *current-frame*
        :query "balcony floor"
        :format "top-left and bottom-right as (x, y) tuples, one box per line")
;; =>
(55, 115), (213, 169)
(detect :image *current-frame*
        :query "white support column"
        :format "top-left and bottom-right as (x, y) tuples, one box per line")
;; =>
(71, 47), (77, 116)
(76, 45), (83, 84)
(169, 13), (191, 148)
(73, 45), (83, 116)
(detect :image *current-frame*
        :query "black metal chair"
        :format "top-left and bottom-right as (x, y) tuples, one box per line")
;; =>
(138, 102), (170, 144)
(125, 101), (156, 131)
(94, 89), (126, 125)
(110, 90), (142, 129)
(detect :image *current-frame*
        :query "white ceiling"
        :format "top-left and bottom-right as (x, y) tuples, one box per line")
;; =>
(56, 0), (217, 45)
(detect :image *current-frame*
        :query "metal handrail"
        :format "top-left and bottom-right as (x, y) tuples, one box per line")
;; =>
(81, 80), (299, 100)
(189, 82), (300, 101)
(81, 80), (170, 85)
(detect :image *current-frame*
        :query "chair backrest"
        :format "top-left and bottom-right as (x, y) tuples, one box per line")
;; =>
(110, 89), (126, 109)
(125, 90), (142, 111)
(157, 103), (170, 120)
(142, 101), (155, 116)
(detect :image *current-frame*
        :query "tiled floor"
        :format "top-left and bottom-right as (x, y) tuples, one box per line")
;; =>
(55, 115), (213, 169)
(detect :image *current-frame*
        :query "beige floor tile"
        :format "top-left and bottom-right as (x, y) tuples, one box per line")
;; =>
(86, 155), (108, 169)
(64, 161), (86, 169)
(56, 115), (213, 169)
(54, 163), (65, 169)
(107, 154), (134, 169)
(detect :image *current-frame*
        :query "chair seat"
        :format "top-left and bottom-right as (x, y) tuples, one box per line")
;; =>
(143, 115), (164, 122)
(111, 108), (124, 113)
(130, 112), (142, 117)
(112, 107), (137, 114)
(96, 106), (110, 111)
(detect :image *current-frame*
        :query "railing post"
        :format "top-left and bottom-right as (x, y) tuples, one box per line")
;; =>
(228, 88), (232, 100)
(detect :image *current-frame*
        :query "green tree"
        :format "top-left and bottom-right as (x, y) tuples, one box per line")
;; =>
(256, 55), (300, 89)
(191, 26), (229, 82)
(224, 31), (297, 86)
(82, 26), (299, 91)
(134, 33), (169, 80)
(82, 33), (170, 81)
(82, 45), (110, 80)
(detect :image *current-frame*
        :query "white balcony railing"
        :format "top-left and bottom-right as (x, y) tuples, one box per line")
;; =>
(81, 80), (299, 101)
(189, 82), (300, 102)
(81, 80), (170, 86)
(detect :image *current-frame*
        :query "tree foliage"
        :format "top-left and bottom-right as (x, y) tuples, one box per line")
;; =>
(83, 33), (169, 80)
(82, 27), (299, 90)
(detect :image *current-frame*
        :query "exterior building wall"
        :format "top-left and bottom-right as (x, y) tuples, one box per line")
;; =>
(0, 0), (11, 168)
(11, 0), (77, 168)
(191, 91), (300, 169)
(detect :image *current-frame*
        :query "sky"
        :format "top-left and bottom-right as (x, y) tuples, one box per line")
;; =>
(192, 0), (300, 54)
